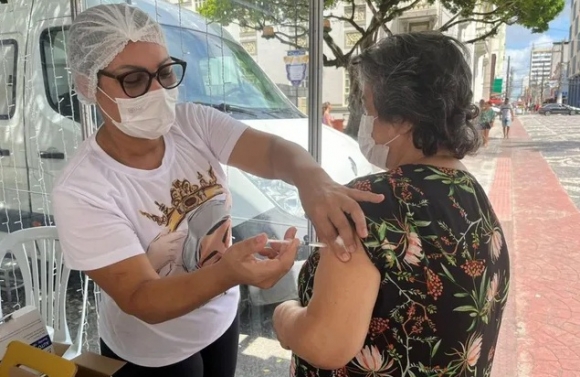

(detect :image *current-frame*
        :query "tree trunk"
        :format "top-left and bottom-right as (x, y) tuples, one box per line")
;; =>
(343, 33), (378, 139)
(344, 63), (362, 139)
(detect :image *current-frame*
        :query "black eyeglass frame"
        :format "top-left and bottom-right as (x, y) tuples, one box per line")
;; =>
(97, 57), (187, 98)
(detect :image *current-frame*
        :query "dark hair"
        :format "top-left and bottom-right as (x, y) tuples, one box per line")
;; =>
(353, 32), (480, 159)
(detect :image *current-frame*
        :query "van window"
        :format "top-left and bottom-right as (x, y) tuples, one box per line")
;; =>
(40, 27), (80, 122)
(0, 39), (17, 120)
(162, 25), (304, 119)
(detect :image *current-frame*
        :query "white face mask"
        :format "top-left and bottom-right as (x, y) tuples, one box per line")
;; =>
(358, 115), (400, 169)
(98, 87), (178, 139)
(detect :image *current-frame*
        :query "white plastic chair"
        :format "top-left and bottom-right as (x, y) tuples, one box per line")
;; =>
(0, 226), (89, 359)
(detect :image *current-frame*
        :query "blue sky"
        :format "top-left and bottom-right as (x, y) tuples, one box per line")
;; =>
(505, 0), (572, 96)
(506, 1), (571, 50)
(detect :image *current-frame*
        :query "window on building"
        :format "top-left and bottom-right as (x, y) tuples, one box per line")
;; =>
(0, 39), (17, 119)
(296, 35), (308, 49)
(343, 5), (366, 27)
(344, 31), (362, 48)
(192, 0), (205, 9)
(241, 40), (257, 55)
(408, 21), (431, 32)
(343, 70), (350, 106)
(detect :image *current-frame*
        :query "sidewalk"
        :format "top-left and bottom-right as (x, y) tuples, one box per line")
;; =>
(466, 118), (580, 377)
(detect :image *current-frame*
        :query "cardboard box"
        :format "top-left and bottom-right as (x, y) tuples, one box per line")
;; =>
(5, 342), (126, 377)
(0, 306), (54, 358)
(54, 343), (126, 377)
(0, 307), (125, 377)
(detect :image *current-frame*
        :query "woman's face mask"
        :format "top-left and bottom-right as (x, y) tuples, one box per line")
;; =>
(98, 87), (178, 139)
(357, 115), (400, 169)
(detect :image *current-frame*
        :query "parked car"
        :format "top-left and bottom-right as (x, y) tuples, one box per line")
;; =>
(565, 105), (580, 114)
(538, 103), (579, 115)
(0, 0), (373, 308)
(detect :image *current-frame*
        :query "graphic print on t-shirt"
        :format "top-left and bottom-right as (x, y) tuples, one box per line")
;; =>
(140, 166), (233, 277)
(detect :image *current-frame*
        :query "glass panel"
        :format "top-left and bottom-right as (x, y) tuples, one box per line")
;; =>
(31, 0), (325, 375)
(0, 39), (17, 119)
(190, 1), (315, 374)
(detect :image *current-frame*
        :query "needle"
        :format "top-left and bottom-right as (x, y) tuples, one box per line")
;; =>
(267, 239), (328, 248)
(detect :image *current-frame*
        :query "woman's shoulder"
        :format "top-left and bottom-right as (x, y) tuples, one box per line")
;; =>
(348, 165), (472, 196)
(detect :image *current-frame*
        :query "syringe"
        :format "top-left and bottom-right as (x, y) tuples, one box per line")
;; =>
(267, 239), (328, 248)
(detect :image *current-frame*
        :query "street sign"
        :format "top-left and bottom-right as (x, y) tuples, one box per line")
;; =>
(284, 50), (309, 87)
(492, 78), (503, 94)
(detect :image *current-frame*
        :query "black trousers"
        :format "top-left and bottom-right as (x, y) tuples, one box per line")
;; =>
(100, 316), (239, 377)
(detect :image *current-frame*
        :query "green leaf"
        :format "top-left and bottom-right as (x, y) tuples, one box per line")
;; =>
(467, 320), (476, 332)
(459, 184), (475, 193)
(378, 222), (388, 239)
(414, 220), (431, 227)
(454, 292), (469, 298)
(431, 339), (442, 358)
(440, 264), (456, 283)
(424, 174), (444, 180)
(453, 305), (477, 312)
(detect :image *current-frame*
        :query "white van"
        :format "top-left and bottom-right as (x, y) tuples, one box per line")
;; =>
(0, 0), (373, 306)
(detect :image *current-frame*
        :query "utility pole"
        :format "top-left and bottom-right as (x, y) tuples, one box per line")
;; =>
(506, 56), (511, 99)
(540, 60), (548, 105)
(529, 43), (536, 106)
(557, 39), (566, 105)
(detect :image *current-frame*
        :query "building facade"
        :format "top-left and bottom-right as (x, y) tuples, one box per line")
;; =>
(550, 41), (569, 103)
(529, 47), (554, 103)
(167, 0), (506, 119)
(569, 0), (580, 107)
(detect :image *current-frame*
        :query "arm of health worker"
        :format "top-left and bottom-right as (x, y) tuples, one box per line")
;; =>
(53, 190), (299, 325)
(228, 127), (384, 259)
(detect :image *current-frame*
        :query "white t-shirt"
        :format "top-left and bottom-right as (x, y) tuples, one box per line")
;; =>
(52, 103), (248, 367)
(500, 103), (513, 120)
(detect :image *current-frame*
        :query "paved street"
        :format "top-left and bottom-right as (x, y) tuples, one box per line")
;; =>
(2, 114), (579, 376)
(511, 115), (580, 210)
(476, 115), (580, 377)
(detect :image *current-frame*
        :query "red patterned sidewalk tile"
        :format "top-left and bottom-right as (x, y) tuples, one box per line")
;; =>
(489, 118), (580, 377)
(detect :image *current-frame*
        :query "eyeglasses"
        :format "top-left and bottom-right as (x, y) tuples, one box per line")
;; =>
(98, 57), (187, 98)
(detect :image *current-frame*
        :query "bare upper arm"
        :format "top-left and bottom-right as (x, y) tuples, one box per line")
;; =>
(305, 240), (381, 368)
(86, 254), (160, 316)
(227, 127), (276, 177)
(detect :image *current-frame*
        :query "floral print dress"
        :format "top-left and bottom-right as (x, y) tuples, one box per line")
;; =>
(293, 165), (510, 377)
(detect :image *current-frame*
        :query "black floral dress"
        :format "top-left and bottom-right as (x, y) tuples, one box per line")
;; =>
(293, 165), (510, 377)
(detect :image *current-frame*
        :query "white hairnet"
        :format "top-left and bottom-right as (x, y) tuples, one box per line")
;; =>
(67, 3), (167, 104)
